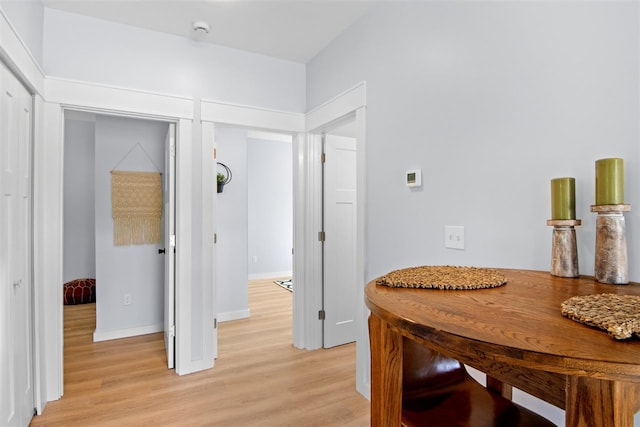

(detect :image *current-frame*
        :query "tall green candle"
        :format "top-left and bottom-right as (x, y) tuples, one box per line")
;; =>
(595, 158), (624, 205)
(551, 177), (576, 220)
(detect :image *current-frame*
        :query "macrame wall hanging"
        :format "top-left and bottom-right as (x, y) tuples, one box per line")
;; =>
(111, 143), (163, 246)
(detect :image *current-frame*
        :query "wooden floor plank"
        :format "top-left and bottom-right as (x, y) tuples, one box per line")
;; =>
(30, 279), (369, 426)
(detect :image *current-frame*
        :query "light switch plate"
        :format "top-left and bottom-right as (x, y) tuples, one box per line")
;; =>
(445, 226), (465, 250)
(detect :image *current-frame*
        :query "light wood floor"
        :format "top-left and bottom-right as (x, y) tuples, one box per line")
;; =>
(30, 279), (370, 426)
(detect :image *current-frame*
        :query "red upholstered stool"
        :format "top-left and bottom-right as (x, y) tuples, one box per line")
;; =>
(63, 278), (96, 305)
(402, 338), (556, 427)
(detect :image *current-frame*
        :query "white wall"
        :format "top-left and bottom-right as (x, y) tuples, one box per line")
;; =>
(42, 8), (305, 112)
(0, 0), (44, 67)
(307, 2), (639, 425)
(248, 136), (293, 279)
(216, 127), (249, 321)
(63, 114), (96, 283)
(308, 1), (639, 279)
(94, 115), (168, 338)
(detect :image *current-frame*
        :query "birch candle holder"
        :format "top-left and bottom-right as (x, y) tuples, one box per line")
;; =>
(591, 204), (630, 285)
(546, 219), (581, 277)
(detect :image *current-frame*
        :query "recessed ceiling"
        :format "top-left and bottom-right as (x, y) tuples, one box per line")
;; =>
(41, 0), (373, 64)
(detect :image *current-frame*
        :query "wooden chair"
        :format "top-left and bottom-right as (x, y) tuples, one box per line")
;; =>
(401, 338), (556, 427)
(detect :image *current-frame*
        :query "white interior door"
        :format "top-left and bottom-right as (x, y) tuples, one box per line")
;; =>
(1, 61), (34, 426)
(322, 134), (357, 348)
(163, 123), (176, 369)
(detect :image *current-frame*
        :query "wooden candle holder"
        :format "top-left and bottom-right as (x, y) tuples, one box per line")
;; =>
(590, 204), (630, 285)
(546, 219), (581, 278)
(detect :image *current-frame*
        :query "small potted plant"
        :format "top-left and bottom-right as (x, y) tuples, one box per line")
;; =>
(217, 172), (226, 193)
(216, 162), (232, 193)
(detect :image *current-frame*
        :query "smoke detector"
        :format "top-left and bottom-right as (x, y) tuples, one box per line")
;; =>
(192, 21), (210, 35)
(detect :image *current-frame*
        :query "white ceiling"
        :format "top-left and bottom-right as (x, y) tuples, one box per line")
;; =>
(41, 0), (373, 64)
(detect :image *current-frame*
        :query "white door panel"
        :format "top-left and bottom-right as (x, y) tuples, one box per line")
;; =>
(323, 134), (357, 348)
(1, 61), (34, 426)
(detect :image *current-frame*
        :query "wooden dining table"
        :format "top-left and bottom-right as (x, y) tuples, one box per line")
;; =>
(365, 269), (640, 427)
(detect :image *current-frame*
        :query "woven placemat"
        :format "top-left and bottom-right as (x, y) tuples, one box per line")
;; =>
(561, 293), (640, 340)
(376, 266), (507, 290)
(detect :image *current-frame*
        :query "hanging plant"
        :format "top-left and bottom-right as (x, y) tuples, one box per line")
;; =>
(217, 162), (232, 193)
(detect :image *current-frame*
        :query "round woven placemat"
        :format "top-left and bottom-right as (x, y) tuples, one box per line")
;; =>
(561, 293), (640, 340)
(376, 266), (507, 290)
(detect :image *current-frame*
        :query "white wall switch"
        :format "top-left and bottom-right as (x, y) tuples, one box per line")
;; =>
(444, 226), (465, 250)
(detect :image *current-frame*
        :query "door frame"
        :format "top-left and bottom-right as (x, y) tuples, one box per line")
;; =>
(200, 99), (305, 349)
(37, 77), (195, 401)
(305, 82), (368, 397)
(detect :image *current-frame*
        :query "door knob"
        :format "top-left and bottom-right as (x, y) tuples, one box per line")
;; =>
(158, 248), (166, 254)
(13, 280), (21, 288)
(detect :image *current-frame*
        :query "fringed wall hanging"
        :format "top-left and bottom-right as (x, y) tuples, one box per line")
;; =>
(111, 171), (163, 245)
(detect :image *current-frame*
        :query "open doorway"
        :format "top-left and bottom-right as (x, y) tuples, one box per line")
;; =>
(214, 125), (293, 327)
(62, 112), (174, 362)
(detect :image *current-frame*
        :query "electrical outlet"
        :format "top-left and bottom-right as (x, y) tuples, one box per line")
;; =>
(124, 293), (132, 305)
(445, 226), (465, 250)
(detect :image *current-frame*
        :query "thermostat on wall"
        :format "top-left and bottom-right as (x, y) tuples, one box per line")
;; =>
(406, 169), (422, 188)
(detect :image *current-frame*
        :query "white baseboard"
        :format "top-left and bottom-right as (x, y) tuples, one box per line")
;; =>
(93, 323), (163, 342)
(248, 271), (292, 280)
(217, 309), (251, 323)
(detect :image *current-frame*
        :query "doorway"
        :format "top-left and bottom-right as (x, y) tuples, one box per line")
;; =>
(62, 112), (174, 363)
(214, 126), (294, 326)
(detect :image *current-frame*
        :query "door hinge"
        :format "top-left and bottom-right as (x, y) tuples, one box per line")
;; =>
(170, 235), (176, 247)
(213, 148), (217, 160)
(321, 152), (326, 163)
(170, 144), (176, 157)
(214, 233), (217, 244)
(318, 310), (326, 320)
(169, 324), (176, 337)
(318, 231), (325, 242)
(214, 318), (217, 329)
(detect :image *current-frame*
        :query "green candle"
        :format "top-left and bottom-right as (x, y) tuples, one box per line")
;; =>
(595, 158), (624, 205)
(551, 177), (576, 220)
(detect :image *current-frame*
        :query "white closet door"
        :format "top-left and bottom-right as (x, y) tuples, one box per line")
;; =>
(322, 134), (357, 348)
(0, 62), (34, 427)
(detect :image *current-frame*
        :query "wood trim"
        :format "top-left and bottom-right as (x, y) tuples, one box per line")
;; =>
(201, 121), (216, 362)
(305, 82), (366, 132)
(45, 78), (193, 120)
(201, 99), (304, 131)
(0, 9), (46, 95)
(301, 133), (323, 350)
(93, 323), (163, 342)
(37, 102), (64, 402)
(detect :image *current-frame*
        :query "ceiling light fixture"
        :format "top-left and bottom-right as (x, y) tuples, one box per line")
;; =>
(192, 21), (210, 35)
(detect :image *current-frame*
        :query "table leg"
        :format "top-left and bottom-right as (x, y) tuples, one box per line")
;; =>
(566, 376), (638, 427)
(486, 376), (513, 400)
(369, 314), (403, 427)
